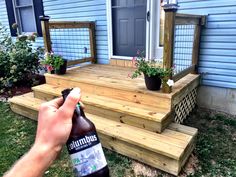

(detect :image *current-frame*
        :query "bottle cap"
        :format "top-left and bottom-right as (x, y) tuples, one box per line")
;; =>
(61, 88), (73, 101)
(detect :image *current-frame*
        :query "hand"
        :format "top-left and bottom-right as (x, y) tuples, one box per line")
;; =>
(4, 88), (81, 177)
(34, 88), (81, 162)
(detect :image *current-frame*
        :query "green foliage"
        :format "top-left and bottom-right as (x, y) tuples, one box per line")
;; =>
(131, 51), (173, 81)
(0, 23), (43, 92)
(185, 111), (236, 177)
(41, 52), (64, 71)
(52, 55), (64, 70)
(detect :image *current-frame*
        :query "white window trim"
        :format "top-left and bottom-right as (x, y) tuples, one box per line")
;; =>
(106, 0), (164, 61)
(12, 0), (37, 34)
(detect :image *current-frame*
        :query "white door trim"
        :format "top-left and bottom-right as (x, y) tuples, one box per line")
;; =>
(155, 0), (164, 59)
(106, 0), (113, 60)
(106, 0), (152, 60)
(145, 0), (151, 60)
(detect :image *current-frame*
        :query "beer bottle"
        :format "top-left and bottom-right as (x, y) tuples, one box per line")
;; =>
(62, 88), (110, 177)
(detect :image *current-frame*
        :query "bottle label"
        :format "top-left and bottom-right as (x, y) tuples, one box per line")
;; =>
(67, 132), (107, 177)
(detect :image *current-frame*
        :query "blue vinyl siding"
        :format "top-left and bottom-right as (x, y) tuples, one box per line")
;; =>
(178, 0), (236, 89)
(43, 0), (108, 64)
(0, 0), (108, 64)
(0, 0), (10, 34)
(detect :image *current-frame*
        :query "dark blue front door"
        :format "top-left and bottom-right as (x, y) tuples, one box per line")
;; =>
(112, 0), (147, 57)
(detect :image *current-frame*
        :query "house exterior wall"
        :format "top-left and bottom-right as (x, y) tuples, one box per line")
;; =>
(0, 0), (43, 48)
(178, 0), (236, 115)
(178, 0), (236, 89)
(0, 0), (109, 64)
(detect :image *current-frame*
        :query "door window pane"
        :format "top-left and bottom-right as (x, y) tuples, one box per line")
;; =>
(19, 7), (36, 32)
(16, 0), (32, 6)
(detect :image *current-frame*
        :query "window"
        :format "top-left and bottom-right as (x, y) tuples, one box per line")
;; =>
(5, 0), (44, 36)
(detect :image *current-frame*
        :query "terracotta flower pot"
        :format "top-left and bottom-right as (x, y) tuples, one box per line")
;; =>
(144, 74), (162, 91)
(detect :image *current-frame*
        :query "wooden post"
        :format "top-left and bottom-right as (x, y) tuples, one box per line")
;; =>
(192, 16), (205, 74)
(89, 22), (96, 63)
(191, 25), (201, 74)
(40, 16), (52, 53)
(162, 6), (177, 93)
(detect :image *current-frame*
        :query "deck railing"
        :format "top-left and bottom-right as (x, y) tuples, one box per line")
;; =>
(163, 9), (206, 93)
(40, 16), (96, 67)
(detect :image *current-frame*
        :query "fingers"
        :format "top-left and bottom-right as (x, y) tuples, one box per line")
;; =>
(39, 97), (63, 112)
(48, 97), (64, 108)
(59, 88), (81, 119)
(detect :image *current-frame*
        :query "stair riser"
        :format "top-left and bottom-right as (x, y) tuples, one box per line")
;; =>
(10, 103), (181, 176)
(100, 135), (180, 175)
(33, 90), (171, 133)
(178, 137), (196, 170)
(45, 76), (171, 109)
(85, 104), (169, 133)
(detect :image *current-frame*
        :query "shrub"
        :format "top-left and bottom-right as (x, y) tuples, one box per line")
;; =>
(0, 23), (43, 92)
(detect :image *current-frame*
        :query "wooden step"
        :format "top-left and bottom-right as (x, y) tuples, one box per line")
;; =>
(32, 84), (172, 133)
(44, 64), (199, 110)
(9, 93), (198, 176)
(44, 64), (172, 109)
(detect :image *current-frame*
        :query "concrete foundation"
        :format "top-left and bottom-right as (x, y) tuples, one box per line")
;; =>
(197, 86), (236, 115)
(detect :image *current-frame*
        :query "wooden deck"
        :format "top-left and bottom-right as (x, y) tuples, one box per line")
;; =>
(9, 64), (199, 176)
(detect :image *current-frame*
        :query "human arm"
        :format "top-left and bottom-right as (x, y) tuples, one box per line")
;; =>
(4, 88), (81, 177)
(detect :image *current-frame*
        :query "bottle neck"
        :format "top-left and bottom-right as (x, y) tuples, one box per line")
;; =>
(75, 104), (85, 117)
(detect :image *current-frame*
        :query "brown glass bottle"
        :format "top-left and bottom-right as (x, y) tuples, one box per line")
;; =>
(62, 89), (109, 177)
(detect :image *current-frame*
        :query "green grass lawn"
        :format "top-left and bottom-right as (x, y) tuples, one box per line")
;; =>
(0, 101), (236, 177)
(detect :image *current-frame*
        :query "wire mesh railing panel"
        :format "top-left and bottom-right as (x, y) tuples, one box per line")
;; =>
(49, 28), (91, 61)
(173, 24), (195, 74)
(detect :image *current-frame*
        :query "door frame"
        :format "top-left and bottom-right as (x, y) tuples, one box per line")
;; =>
(106, 0), (152, 60)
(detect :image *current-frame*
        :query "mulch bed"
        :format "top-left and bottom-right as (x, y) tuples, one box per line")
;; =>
(0, 74), (45, 100)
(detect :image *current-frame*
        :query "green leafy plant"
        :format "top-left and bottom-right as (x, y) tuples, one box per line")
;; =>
(0, 23), (43, 93)
(53, 54), (64, 70)
(131, 51), (173, 84)
(41, 52), (64, 72)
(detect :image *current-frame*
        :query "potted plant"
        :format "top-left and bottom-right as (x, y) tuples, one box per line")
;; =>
(41, 52), (54, 74)
(53, 54), (67, 75)
(131, 52), (174, 91)
(41, 52), (67, 75)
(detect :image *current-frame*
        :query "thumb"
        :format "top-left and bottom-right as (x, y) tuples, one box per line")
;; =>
(59, 88), (81, 119)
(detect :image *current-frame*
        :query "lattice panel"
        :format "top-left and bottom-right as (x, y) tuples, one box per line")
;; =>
(174, 88), (197, 123)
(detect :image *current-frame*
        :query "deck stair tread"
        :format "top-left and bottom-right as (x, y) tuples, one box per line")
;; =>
(9, 93), (197, 161)
(32, 84), (170, 122)
(45, 64), (200, 99)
